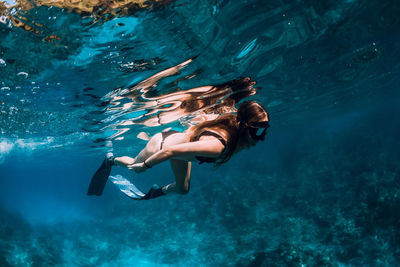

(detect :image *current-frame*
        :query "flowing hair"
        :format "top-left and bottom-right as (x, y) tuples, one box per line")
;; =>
(189, 101), (269, 166)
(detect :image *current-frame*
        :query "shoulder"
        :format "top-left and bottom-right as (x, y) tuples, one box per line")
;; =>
(205, 128), (230, 142)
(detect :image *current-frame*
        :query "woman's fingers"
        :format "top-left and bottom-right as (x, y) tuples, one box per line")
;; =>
(128, 163), (146, 173)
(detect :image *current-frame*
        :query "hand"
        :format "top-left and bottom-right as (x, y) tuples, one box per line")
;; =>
(127, 162), (147, 173)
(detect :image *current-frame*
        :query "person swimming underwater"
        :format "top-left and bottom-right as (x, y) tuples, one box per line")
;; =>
(88, 100), (269, 200)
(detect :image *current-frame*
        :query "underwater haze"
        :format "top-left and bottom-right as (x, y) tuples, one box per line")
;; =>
(1, 0), (400, 266)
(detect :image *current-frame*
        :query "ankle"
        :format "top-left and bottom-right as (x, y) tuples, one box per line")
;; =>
(106, 152), (115, 165)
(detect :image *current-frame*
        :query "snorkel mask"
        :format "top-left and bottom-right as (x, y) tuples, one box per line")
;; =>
(248, 121), (270, 141)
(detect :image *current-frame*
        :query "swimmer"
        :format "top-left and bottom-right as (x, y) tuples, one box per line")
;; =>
(88, 100), (269, 200)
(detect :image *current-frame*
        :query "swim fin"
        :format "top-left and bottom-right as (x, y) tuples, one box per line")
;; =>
(87, 154), (114, 196)
(142, 185), (165, 200)
(109, 175), (145, 199)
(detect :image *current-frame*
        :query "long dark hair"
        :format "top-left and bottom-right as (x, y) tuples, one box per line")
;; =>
(189, 101), (269, 165)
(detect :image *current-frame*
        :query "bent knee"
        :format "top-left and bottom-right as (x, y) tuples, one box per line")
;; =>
(177, 185), (190, 195)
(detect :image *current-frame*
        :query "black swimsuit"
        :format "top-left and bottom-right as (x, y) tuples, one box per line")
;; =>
(194, 130), (227, 164)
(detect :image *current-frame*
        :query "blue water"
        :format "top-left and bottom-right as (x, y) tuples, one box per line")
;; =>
(1, 0), (400, 265)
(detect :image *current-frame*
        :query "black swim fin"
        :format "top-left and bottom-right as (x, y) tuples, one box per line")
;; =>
(87, 155), (113, 196)
(109, 175), (165, 200)
(142, 185), (165, 200)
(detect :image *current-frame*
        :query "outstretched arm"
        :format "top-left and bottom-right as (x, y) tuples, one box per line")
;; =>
(128, 139), (224, 173)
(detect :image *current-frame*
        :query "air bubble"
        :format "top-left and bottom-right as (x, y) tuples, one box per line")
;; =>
(17, 72), (29, 78)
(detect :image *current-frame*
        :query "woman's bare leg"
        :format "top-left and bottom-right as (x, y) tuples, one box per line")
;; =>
(113, 133), (163, 168)
(163, 159), (191, 195)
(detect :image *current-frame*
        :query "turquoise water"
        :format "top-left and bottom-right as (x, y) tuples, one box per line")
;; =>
(1, 0), (400, 265)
